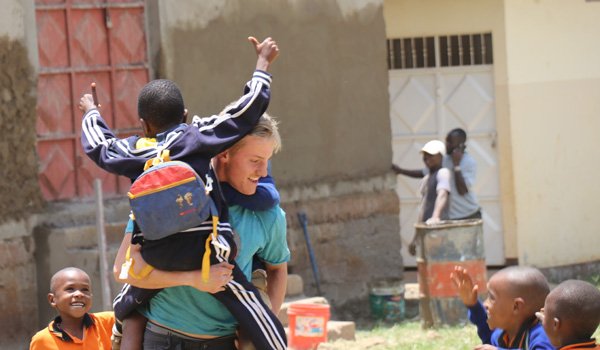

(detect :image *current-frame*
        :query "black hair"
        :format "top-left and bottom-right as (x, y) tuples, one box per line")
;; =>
(49, 267), (89, 293)
(137, 79), (185, 131)
(497, 266), (549, 312)
(448, 128), (467, 142)
(550, 280), (600, 339)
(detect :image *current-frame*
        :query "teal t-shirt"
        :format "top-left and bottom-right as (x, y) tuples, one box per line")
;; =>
(139, 205), (289, 336)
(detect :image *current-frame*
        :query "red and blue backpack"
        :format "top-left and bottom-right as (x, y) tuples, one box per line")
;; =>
(124, 149), (219, 282)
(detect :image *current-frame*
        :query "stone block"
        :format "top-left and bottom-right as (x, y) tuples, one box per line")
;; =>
(404, 283), (420, 319)
(327, 320), (355, 341)
(404, 283), (419, 300)
(286, 274), (303, 297)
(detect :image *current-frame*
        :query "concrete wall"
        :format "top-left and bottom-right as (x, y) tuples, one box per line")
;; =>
(384, 0), (600, 268)
(155, 0), (401, 313)
(0, 0), (43, 224)
(0, 1), (42, 348)
(503, 0), (600, 267)
(383, 0), (518, 261)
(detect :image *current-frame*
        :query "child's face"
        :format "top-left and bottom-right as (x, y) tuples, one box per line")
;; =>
(483, 274), (516, 330)
(218, 135), (274, 195)
(537, 295), (560, 347)
(422, 152), (442, 170)
(48, 269), (93, 320)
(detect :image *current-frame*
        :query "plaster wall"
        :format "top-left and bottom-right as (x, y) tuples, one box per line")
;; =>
(383, 0), (518, 260)
(156, 0), (401, 311)
(504, 0), (600, 267)
(0, 1), (43, 347)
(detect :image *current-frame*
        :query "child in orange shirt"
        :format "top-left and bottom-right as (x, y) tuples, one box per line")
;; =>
(30, 267), (114, 350)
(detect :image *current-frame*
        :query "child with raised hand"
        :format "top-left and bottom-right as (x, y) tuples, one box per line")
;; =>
(451, 265), (555, 350)
(30, 267), (115, 350)
(80, 36), (286, 350)
(536, 279), (600, 349)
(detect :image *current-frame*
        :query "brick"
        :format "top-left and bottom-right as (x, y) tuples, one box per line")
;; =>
(404, 283), (419, 300)
(327, 321), (355, 342)
(286, 274), (303, 297)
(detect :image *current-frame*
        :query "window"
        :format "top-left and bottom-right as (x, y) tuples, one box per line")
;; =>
(387, 32), (493, 70)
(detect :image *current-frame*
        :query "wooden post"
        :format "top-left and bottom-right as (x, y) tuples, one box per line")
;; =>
(94, 179), (112, 311)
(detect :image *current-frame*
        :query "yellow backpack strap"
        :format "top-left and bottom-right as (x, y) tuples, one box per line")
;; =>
(143, 148), (171, 171)
(201, 205), (220, 282)
(122, 245), (154, 280)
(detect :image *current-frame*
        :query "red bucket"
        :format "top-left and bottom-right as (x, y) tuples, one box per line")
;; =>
(287, 303), (330, 350)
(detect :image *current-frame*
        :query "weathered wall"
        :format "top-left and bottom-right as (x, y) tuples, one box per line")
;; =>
(0, 220), (38, 349)
(281, 174), (400, 318)
(157, 0), (400, 314)
(0, 1), (44, 348)
(0, 36), (43, 223)
(158, 0), (391, 183)
(383, 0), (518, 261)
(503, 0), (600, 267)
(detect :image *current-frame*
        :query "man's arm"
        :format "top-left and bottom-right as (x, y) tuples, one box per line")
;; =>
(451, 149), (477, 196)
(426, 168), (451, 225)
(256, 207), (290, 312)
(112, 234), (232, 293)
(392, 164), (426, 178)
(265, 262), (287, 313)
(453, 167), (469, 195)
(427, 189), (448, 224)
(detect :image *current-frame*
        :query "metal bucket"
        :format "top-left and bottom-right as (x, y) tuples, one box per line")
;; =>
(369, 278), (405, 322)
(414, 219), (487, 328)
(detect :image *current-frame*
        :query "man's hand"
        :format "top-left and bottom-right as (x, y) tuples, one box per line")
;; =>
(79, 94), (97, 113)
(425, 217), (441, 225)
(190, 262), (234, 294)
(249, 36), (279, 71)
(474, 345), (498, 350)
(451, 146), (464, 166)
(408, 240), (417, 256)
(451, 266), (479, 307)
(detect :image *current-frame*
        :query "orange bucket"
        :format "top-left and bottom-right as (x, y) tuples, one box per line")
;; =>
(287, 303), (330, 350)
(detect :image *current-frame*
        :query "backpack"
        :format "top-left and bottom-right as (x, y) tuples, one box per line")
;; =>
(124, 149), (219, 282)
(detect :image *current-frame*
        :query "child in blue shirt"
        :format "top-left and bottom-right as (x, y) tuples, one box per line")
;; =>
(452, 265), (554, 350)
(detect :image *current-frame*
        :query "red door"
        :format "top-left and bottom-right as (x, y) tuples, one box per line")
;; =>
(36, 0), (149, 200)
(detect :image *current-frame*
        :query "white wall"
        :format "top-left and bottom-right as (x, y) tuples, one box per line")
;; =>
(385, 0), (600, 268)
(383, 0), (519, 260)
(0, 0), (38, 70)
(0, 0), (28, 40)
(504, 0), (600, 267)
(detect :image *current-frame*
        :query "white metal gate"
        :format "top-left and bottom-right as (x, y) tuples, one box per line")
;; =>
(390, 47), (504, 266)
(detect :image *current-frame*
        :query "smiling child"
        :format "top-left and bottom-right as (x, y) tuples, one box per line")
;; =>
(29, 267), (114, 350)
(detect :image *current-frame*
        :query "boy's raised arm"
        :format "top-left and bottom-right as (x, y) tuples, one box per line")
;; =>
(190, 36), (279, 156)
(79, 93), (147, 179)
(79, 93), (97, 113)
(248, 36), (279, 72)
(451, 266), (478, 307)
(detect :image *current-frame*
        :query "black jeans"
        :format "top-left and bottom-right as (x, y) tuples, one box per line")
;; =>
(143, 326), (236, 350)
(454, 209), (482, 220)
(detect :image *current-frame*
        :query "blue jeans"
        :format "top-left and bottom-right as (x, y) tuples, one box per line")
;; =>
(143, 325), (236, 350)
